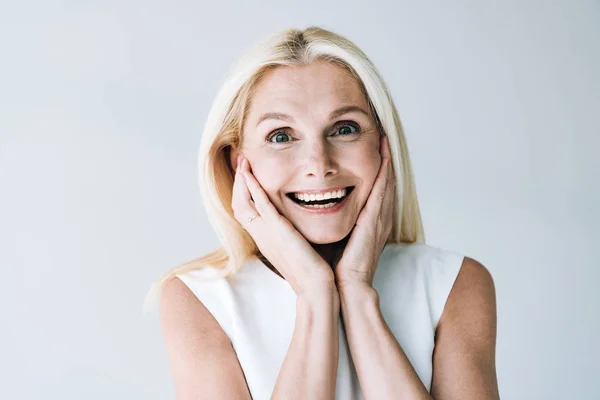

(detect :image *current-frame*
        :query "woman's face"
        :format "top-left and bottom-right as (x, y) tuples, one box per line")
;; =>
(234, 61), (382, 244)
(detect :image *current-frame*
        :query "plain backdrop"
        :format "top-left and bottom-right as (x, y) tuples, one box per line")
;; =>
(1, 1), (598, 399)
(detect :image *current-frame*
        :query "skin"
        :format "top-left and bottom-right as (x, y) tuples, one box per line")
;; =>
(230, 61), (382, 270)
(229, 58), (499, 399)
(159, 60), (498, 399)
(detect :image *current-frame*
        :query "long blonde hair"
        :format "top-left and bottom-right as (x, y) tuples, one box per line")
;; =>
(143, 25), (425, 313)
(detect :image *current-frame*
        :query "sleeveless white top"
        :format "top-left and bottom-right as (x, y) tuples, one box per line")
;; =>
(177, 242), (464, 399)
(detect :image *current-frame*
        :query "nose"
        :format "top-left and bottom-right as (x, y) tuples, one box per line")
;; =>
(301, 138), (338, 179)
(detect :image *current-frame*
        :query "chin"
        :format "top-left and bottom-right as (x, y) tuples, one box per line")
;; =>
(298, 224), (353, 245)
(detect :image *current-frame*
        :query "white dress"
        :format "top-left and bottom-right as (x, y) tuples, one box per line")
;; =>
(177, 242), (464, 399)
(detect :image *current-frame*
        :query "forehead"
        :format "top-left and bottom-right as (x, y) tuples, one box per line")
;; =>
(247, 62), (370, 118)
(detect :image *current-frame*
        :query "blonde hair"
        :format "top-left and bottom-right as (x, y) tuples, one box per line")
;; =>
(143, 25), (425, 313)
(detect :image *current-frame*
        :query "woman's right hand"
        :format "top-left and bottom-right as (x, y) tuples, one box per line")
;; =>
(231, 155), (335, 295)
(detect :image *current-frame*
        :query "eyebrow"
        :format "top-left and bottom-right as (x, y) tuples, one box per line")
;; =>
(255, 105), (370, 127)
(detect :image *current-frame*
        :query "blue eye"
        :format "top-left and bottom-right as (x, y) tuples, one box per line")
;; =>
(266, 121), (361, 145)
(268, 131), (292, 144)
(335, 122), (360, 136)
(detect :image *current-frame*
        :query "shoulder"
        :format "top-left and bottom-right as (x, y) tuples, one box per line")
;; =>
(431, 256), (499, 398)
(160, 276), (196, 312)
(381, 242), (466, 292)
(440, 256), (496, 331)
(159, 276), (230, 346)
(381, 243), (496, 327)
(159, 277), (253, 398)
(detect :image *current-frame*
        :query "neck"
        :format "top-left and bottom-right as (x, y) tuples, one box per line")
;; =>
(311, 234), (350, 268)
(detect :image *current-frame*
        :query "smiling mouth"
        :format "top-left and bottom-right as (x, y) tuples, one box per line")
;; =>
(286, 186), (355, 206)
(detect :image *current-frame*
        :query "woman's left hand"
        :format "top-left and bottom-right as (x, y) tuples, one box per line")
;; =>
(334, 134), (396, 289)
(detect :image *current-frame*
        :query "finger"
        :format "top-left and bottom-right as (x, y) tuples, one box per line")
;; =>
(380, 134), (391, 159)
(231, 156), (258, 224)
(379, 134), (396, 199)
(383, 158), (396, 217)
(233, 156), (251, 203)
(365, 153), (392, 218)
(382, 137), (396, 229)
(240, 158), (280, 220)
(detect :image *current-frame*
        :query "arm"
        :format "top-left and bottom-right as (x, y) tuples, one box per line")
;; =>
(271, 283), (340, 399)
(159, 277), (340, 400)
(159, 277), (252, 399)
(430, 257), (500, 399)
(337, 282), (431, 399)
(338, 257), (499, 400)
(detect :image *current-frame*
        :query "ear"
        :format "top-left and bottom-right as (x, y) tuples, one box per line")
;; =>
(229, 146), (240, 173)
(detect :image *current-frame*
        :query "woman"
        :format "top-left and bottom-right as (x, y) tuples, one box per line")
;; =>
(147, 26), (500, 399)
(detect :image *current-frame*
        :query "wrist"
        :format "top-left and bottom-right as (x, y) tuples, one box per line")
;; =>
(334, 267), (374, 290)
(337, 283), (381, 324)
(337, 281), (378, 302)
(296, 283), (340, 310)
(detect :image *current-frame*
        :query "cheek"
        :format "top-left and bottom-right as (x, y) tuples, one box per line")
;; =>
(351, 147), (382, 200)
(351, 143), (381, 177)
(248, 154), (290, 200)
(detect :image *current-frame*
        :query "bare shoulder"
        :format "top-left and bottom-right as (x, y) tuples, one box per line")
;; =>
(160, 276), (229, 342)
(159, 277), (251, 399)
(443, 256), (496, 322)
(431, 257), (500, 399)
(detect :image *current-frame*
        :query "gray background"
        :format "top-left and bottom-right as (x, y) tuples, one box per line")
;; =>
(1, 1), (598, 399)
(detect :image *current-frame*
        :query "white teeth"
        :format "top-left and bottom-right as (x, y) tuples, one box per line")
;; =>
(302, 202), (337, 209)
(293, 188), (348, 203)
